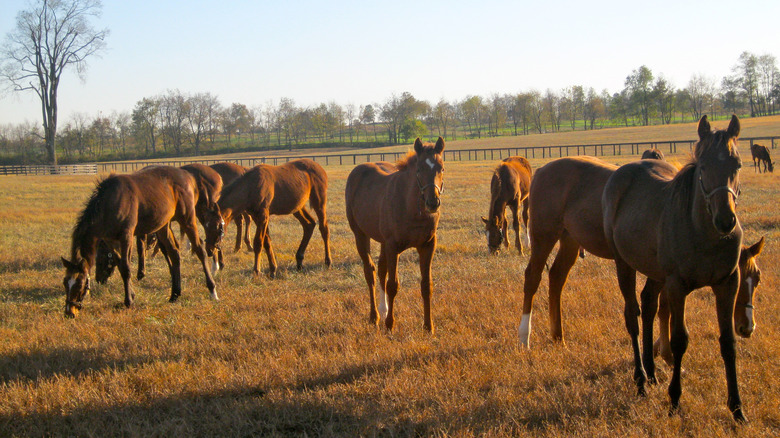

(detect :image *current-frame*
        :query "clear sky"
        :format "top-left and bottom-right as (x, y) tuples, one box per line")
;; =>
(0, 0), (778, 126)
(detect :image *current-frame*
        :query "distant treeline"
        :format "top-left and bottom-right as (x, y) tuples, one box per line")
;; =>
(1, 51), (777, 165)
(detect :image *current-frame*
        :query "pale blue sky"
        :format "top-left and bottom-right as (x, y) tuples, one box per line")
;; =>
(1, 0), (778, 125)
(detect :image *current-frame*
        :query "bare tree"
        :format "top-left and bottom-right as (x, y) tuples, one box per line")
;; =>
(1, 0), (108, 165)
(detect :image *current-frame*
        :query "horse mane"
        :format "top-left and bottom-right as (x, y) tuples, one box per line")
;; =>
(394, 150), (419, 171)
(70, 176), (116, 261)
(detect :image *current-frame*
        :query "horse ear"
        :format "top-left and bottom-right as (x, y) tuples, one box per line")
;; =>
(434, 137), (445, 154)
(414, 138), (424, 154)
(698, 115), (711, 139)
(749, 236), (765, 257)
(61, 257), (75, 270)
(481, 216), (489, 225)
(727, 114), (740, 139)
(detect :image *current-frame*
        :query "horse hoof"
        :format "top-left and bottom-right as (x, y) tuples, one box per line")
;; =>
(732, 408), (747, 424)
(137, 272), (145, 281)
(169, 295), (179, 303)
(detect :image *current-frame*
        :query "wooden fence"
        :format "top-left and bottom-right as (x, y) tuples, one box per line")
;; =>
(1, 136), (776, 175)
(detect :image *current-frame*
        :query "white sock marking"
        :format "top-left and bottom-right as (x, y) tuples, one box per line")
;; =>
(518, 312), (532, 348)
(211, 288), (219, 301)
(377, 283), (388, 321)
(521, 227), (530, 250)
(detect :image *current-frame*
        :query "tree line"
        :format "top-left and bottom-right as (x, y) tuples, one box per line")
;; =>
(1, 51), (778, 165)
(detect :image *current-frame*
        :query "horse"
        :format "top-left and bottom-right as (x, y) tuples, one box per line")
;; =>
(480, 156), (532, 255)
(641, 148), (665, 160)
(750, 143), (773, 173)
(205, 159), (331, 277)
(602, 115), (747, 421)
(94, 163), (224, 282)
(209, 162), (253, 252)
(345, 137), (445, 332)
(61, 165), (219, 318)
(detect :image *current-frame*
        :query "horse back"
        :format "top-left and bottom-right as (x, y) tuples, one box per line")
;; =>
(496, 156), (532, 203)
(265, 159), (328, 215)
(133, 166), (198, 234)
(210, 162), (247, 186)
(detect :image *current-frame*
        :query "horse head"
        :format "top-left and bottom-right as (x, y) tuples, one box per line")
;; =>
(413, 137), (445, 213)
(641, 148), (664, 160)
(735, 237), (765, 338)
(203, 201), (225, 257)
(61, 256), (91, 318)
(481, 215), (504, 254)
(695, 115), (742, 235)
(95, 239), (119, 284)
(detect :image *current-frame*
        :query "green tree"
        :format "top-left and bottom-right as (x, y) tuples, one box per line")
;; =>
(0, 0), (108, 165)
(625, 65), (654, 125)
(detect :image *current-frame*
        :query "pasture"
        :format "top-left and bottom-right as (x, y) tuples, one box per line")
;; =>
(1, 140), (779, 435)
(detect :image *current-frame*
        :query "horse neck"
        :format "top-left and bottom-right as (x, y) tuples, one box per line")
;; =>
(71, 226), (97, 270)
(218, 183), (247, 220)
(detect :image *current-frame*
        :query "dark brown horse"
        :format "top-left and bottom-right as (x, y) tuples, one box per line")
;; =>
(61, 165), (218, 318)
(205, 159), (331, 277)
(481, 156), (532, 255)
(345, 137), (445, 332)
(603, 115), (747, 421)
(641, 148), (665, 160)
(94, 163), (224, 282)
(210, 162), (253, 252)
(750, 143), (773, 173)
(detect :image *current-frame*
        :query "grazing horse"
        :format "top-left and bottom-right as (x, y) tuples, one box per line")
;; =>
(602, 115), (747, 421)
(481, 156), (532, 255)
(61, 165), (219, 318)
(345, 137), (445, 332)
(94, 163), (224, 282)
(210, 162), (253, 252)
(641, 148), (665, 160)
(205, 159), (331, 277)
(750, 143), (773, 173)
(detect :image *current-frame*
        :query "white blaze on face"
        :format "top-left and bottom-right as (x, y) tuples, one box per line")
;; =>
(518, 312), (532, 348)
(67, 278), (77, 293)
(426, 158), (435, 169)
(377, 283), (388, 321)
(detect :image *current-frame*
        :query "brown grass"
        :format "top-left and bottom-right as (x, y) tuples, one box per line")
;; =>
(1, 133), (779, 436)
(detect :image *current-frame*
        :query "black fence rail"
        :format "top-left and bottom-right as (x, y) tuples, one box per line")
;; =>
(0, 164), (98, 176)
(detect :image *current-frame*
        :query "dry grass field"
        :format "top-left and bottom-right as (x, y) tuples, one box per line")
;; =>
(1, 122), (779, 436)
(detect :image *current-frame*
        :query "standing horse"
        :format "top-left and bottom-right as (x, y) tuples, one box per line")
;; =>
(61, 165), (219, 318)
(210, 162), (253, 252)
(602, 115), (747, 421)
(481, 156), (532, 255)
(345, 137), (445, 332)
(205, 159), (331, 277)
(750, 143), (773, 173)
(641, 148), (665, 160)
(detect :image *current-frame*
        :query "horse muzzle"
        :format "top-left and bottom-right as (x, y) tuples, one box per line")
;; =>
(425, 196), (441, 213)
(736, 322), (754, 338)
(712, 211), (737, 236)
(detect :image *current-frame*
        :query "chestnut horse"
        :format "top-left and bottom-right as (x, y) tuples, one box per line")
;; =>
(602, 115), (747, 421)
(94, 163), (224, 282)
(61, 165), (218, 318)
(205, 159), (331, 277)
(750, 143), (773, 173)
(345, 137), (445, 332)
(481, 156), (532, 255)
(210, 162), (253, 252)
(641, 148), (665, 160)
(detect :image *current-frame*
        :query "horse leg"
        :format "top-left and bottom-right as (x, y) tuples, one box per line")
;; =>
(180, 218), (218, 300)
(713, 274), (746, 422)
(292, 208), (316, 270)
(520, 197), (530, 252)
(262, 229), (278, 278)
(251, 211), (273, 277)
(243, 213), (253, 251)
(654, 289), (673, 366)
(417, 237), (436, 333)
(614, 257), (646, 396)
(136, 235), (146, 280)
(520, 229), (558, 348)
(234, 213), (244, 252)
(377, 244), (389, 322)
(118, 235), (135, 307)
(548, 233), (580, 343)
(509, 202), (522, 255)
(354, 231), (378, 325)
(666, 275), (689, 416)
(312, 203), (331, 267)
(156, 225), (182, 302)
(384, 244), (400, 331)
(639, 278), (663, 385)
(501, 211), (510, 249)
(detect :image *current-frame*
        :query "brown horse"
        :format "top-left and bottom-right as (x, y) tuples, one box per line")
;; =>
(750, 143), (773, 173)
(345, 137), (445, 332)
(641, 148), (665, 160)
(602, 115), (747, 421)
(205, 159), (331, 277)
(481, 156), (532, 255)
(94, 163), (224, 282)
(210, 162), (253, 252)
(61, 165), (218, 318)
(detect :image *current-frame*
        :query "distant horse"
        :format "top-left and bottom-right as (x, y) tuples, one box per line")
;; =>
(210, 162), (253, 253)
(750, 143), (773, 173)
(641, 148), (665, 160)
(205, 159), (331, 277)
(602, 115), (747, 421)
(346, 138), (445, 332)
(95, 163), (224, 282)
(481, 156), (532, 255)
(61, 165), (219, 318)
